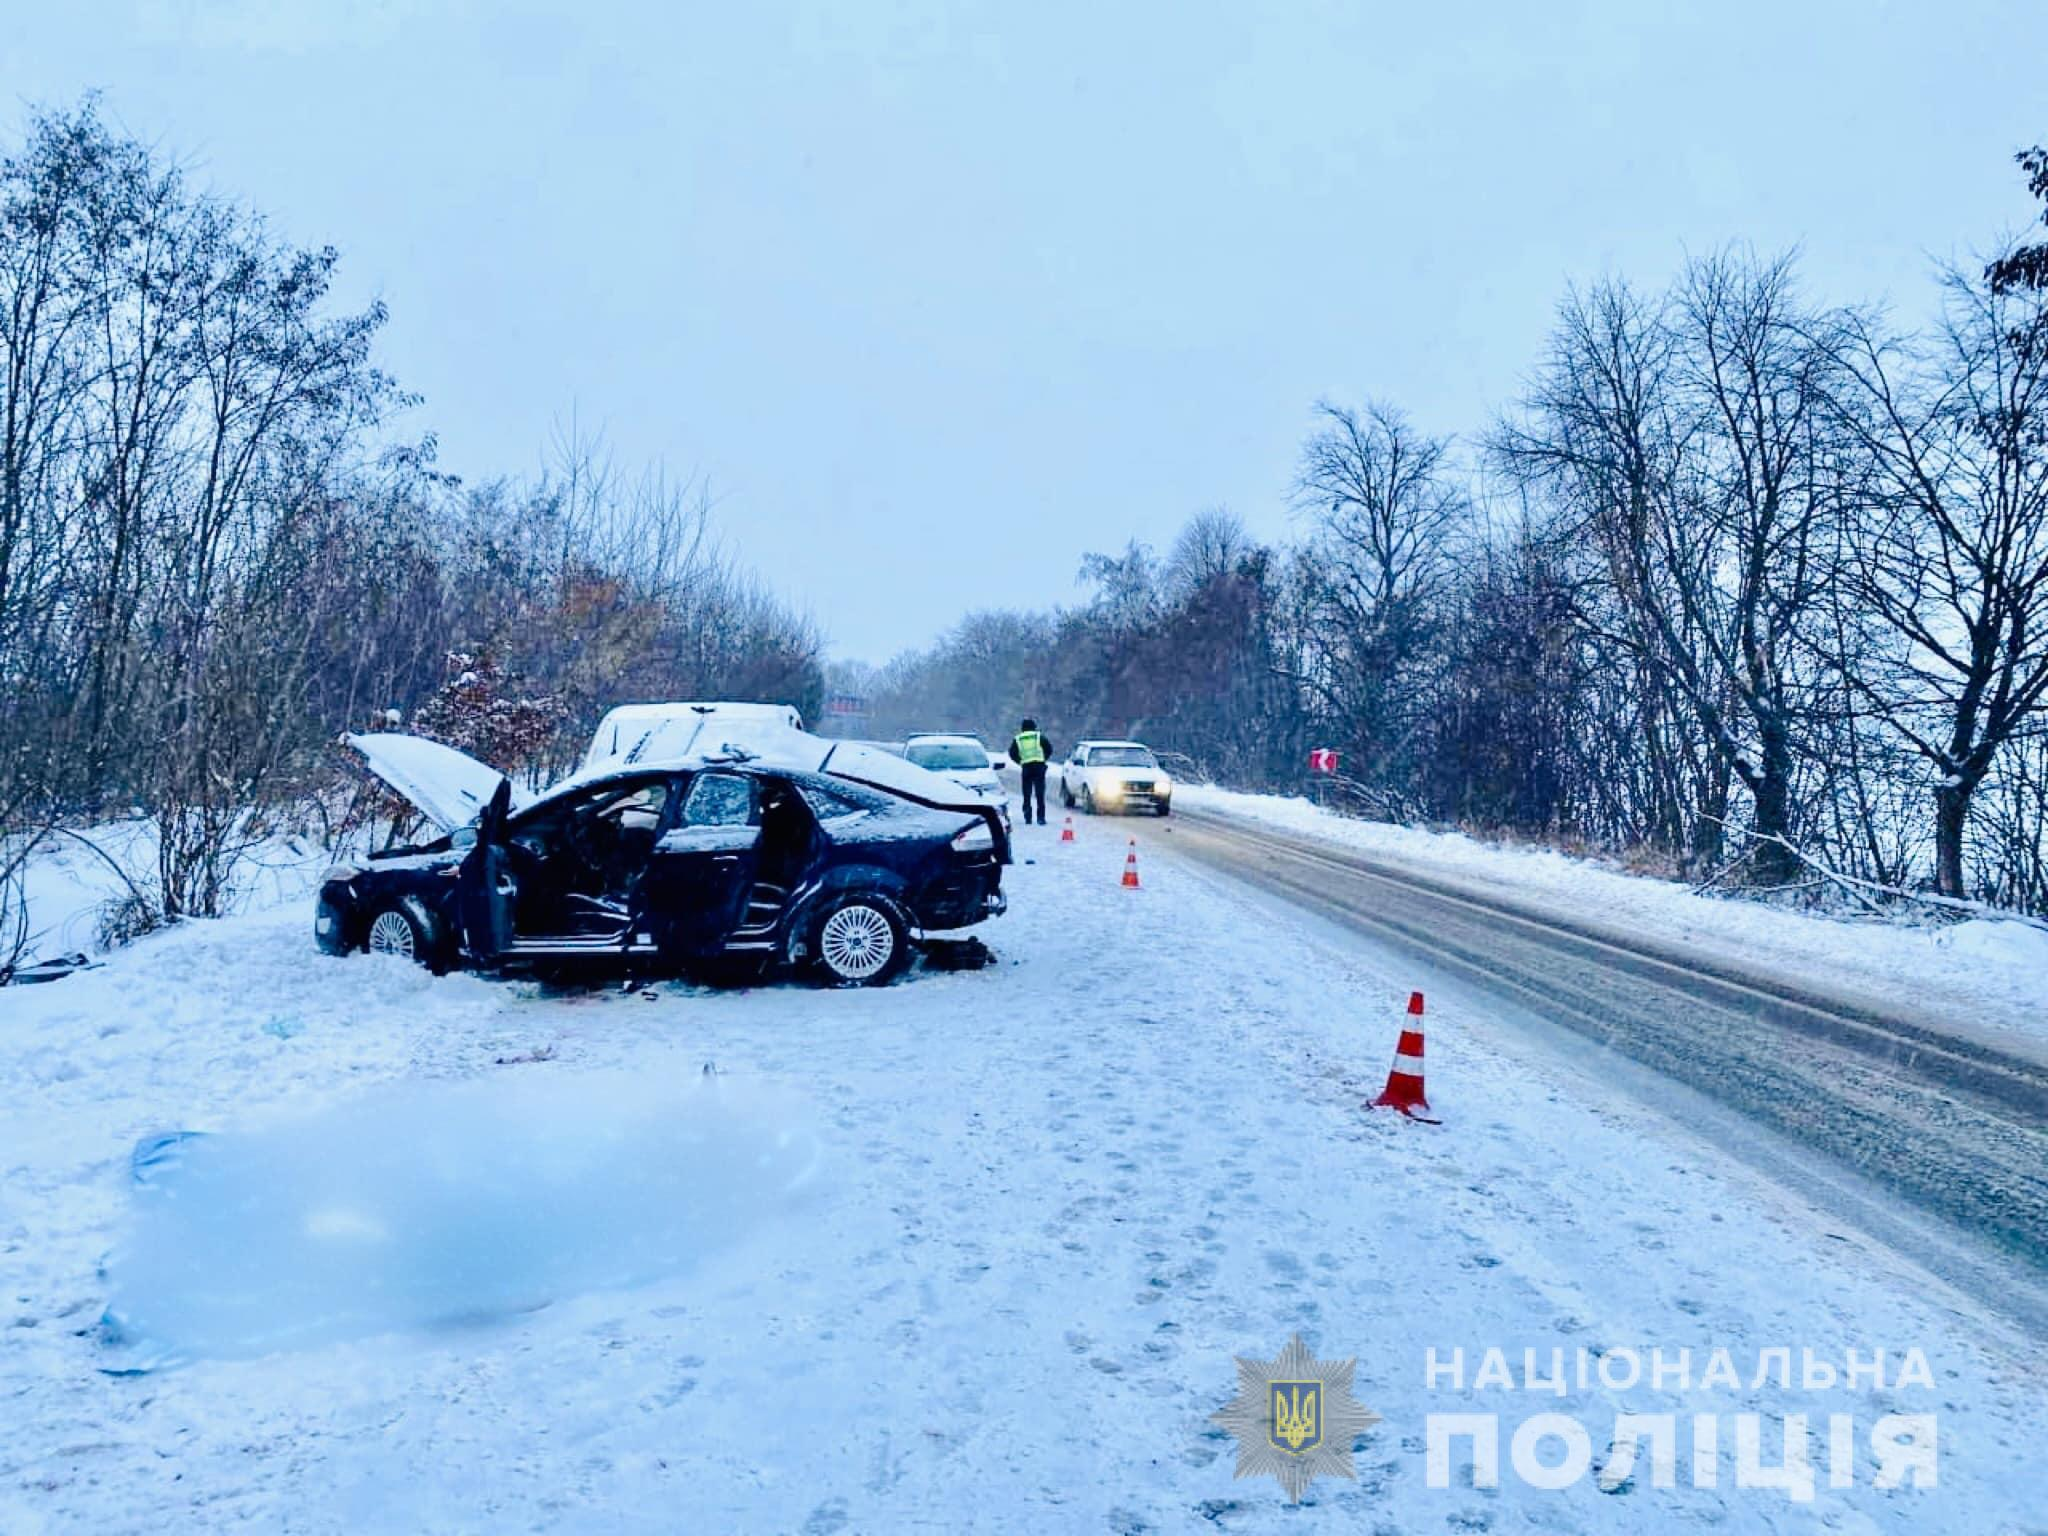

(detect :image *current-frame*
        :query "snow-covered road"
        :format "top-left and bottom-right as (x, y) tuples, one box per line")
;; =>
(1167, 806), (2048, 1302)
(3, 822), (2043, 1532)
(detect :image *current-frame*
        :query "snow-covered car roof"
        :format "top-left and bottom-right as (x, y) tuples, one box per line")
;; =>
(905, 731), (986, 744)
(1077, 739), (1151, 751)
(349, 725), (992, 834)
(585, 702), (804, 769)
(540, 730), (1002, 837)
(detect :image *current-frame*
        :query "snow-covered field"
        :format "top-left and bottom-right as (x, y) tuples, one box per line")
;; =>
(1182, 785), (2048, 1049)
(2, 821), (2043, 1532)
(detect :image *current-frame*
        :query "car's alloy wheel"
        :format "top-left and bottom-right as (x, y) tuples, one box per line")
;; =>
(818, 901), (897, 984)
(367, 907), (418, 959)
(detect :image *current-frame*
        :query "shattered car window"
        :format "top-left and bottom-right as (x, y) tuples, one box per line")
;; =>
(681, 772), (754, 827)
(604, 783), (668, 826)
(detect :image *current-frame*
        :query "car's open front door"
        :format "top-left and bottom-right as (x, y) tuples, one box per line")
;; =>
(457, 779), (515, 963)
(640, 770), (762, 959)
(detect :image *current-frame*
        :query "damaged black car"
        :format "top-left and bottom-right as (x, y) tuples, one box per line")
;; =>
(316, 732), (1009, 985)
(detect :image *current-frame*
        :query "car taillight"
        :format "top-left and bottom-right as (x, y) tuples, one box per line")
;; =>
(953, 822), (995, 853)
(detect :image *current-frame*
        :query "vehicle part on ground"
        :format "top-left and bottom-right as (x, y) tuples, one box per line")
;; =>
(921, 936), (994, 971)
(0, 952), (95, 986)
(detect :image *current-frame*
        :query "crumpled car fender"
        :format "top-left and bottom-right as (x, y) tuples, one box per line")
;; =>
(782, 865), (918, 957)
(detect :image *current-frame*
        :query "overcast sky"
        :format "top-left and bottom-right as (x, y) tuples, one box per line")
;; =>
(7, 1), (2044, 660)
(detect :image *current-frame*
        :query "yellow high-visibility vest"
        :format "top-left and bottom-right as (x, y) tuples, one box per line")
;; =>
(1013, 731), (1046, 765)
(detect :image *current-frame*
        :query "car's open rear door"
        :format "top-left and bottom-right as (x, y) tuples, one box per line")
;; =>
(456, 779), (515, 962)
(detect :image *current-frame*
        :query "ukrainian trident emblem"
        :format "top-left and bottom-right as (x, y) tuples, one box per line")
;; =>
(1271, 1381), (1322, 1453)
(1212, 1334), (1379, 1502)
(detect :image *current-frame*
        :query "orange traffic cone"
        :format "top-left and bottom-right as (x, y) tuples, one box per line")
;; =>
(1060, 815), (1075, 844)
(1120, 837), (1141, 889)
(1370, 992), (1439, 1121)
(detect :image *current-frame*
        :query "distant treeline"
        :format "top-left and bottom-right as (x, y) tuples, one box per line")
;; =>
(853, 151), (2048, 915)
(0, 102), (820, 941)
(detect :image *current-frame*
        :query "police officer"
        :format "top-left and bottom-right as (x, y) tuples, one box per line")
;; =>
(1007, 718), (1054, 826)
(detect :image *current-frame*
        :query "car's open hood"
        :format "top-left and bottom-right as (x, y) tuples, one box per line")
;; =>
(345, 733), (511, 833)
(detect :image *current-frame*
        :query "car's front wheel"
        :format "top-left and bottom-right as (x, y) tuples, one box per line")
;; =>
(1081, 785), (1096, 815)
(812, 895), (909, 987)
(363, 896), (449, 973)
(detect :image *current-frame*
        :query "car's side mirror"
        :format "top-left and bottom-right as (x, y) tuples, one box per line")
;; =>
(450, 826), (478, 850)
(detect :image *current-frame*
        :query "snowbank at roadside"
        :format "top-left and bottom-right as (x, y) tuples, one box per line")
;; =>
(1180, 785), (2048, 1048)
(13, 819), (334, 965)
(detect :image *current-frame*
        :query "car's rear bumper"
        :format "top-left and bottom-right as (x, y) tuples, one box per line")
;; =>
(914, 864), (1005, 931)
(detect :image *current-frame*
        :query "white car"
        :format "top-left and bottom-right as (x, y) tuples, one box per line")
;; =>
(903, 733), (1012, 830)
(584, 701), (805, 771)
(1059, 740), (1172, 817)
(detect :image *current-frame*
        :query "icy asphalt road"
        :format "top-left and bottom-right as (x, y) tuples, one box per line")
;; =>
(1167, 806), (2048, 1318)
(4, 821), (2046, 1533)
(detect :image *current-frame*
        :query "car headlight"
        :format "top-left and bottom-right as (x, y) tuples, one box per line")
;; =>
(1155, 774), (1172, 794)
(953, 822), (996, 852)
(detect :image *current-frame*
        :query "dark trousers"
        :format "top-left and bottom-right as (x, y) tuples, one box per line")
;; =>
(1020, 762), (1048, 824)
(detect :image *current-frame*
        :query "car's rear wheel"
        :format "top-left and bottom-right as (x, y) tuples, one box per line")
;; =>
(813, 896), (909, 987)
(1061, 779), (1075, 808)
(363, 897), (447, 972)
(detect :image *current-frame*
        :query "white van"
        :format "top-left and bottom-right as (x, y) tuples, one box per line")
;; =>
(584, 702), (804, 771)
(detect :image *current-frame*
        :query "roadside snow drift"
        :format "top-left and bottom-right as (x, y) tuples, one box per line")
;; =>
(98, 1070), (819, 1364)
(1180, 785), (2048, 1045)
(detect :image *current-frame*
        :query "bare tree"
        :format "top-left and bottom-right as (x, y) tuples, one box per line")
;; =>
(1288, 400), (1468, 788)
(1824, 265), (2048, 895)
(1162, 506), (1252, 601)
(0, 101), (823, 946)
(1495, 255), (1844, 884)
